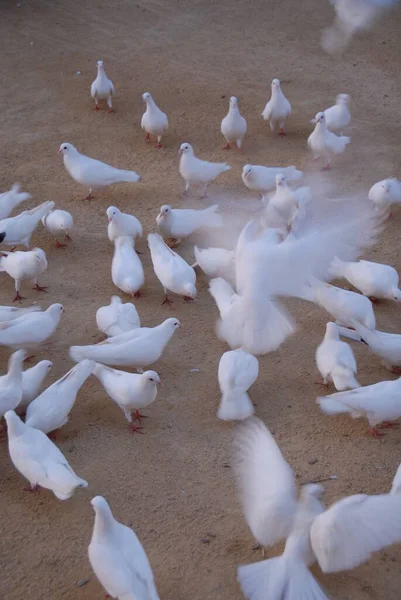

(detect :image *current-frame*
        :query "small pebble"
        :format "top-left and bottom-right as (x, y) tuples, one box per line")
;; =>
(201, 538), (210, 544)
(308, 458), (318, 465)
(76, 578), (89, 588)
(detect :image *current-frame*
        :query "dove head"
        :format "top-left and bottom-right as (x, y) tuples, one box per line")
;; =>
(179, 143), (193, 156)
(314, 112), (325, 127)
(164, 317), (181, 331)
(106, 206), (121, 223)
(97, 60), (104, 69)
(91, 495), (113, 519)
(47, 303), (64, 318)
(229, 96), (238, 108)
(58, 142), (77, 156)
(33, 248), (47, 268)
(158, 204), (172, 220)
(391, 288), (401, 303)
(182, 283), (197, 299)
(325, 322), (339, 339)
(142, 92), (152, 102)
(271, 78), (281, 90)
(39, 360), (53, 374)
(143, 370), (161, 385)
(4, 410), (25, 437)
(336, 93), (350, 104)
(275, 173), (286, 188)
(242, 165), (252, 179)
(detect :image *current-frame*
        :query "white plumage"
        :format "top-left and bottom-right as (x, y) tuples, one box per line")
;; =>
(179, 142), (231, 196)
(368, 178), (401, 211)
(323, 93), (351, 133)
(0, 247), (48, 302)
(308, 112), (350, 170)
(0, 200), (55, 248)
(18, 360), (53, 411)
(96, 296), (141, 338)
(261, 78), (291, 135)
(331, 257), (401, 301)
(0, 349), (25, 418)
(217, 349), (259, 420)
(0, 303), (64, 349)
(315, 322), (360, 390)
(311, 281), (375, 330)
(193, 245), (235, 284)
(221, 96), (247, 149)
(156, 204), (223, 244)
(241, 164), (303, 194)
(141, 92), (168, 147)
(112, 236), (144, 298)
(42, 209), (73, 247)
(107, 206), (143, 242)
(0, 305), (41, 322)
(0, 184), (31, 220)
(91, 60), (115, 111)
(347, 318), (401, 373)
(263, 174), (311, 234)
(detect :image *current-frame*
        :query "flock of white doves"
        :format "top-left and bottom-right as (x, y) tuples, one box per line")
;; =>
(2, 56), (401, 600)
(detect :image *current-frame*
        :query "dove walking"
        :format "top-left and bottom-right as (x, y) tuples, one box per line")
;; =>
(91, 60), (115, 112)
(331, 257), (401, 302)
(0, 184), (31, 220)
(0, 247), (48, 302)
(221, 96), (247, 149)
(0, 200), (55, 249)
(107, 206), (143, 242)
(343, 318), (401, 374)
(156, 204), (223, 246)
(308, 112), (350, 170)
(262, 79), (291, 136)
(179, 143), (231, 197)
(217, 349), (259, 420)
(241, 164), (303, 195)
(141, 92), (168, 148)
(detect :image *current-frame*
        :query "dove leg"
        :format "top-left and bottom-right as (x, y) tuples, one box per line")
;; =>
(129, 423), (144, 434)
(13, 291), (26, 303)
(55, 239), (66, 248)
(201, 184), (209, 198)
(236, 139), (243, 150)
(107, 96), (114, 113)
(167, 238), (180, 248)
(269, 120), (275, 132)
(380, 421), (399, 429)
(33, 279), (48, 293)
(278, 122), (287, 136)
(48, 428), (61, 440)
(321, 156), (331, 171)
(85, 189), (94, 201)
(133, 290), (142, 299)
(92, 101), (100, 111)
(183, 296), (194, 303)
(133, 409), (149, 425)
(162, 289), (173, 306)
(370, 427), (385, 438)
(23, 483), (40, 493)
(145, 133), (151, 143)
(156, 135), (162, 149)
(65, 233), (72, 242)
(223, 142), (231, 150)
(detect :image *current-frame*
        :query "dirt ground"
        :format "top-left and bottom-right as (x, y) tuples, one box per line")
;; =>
(1, 0), (401, 598)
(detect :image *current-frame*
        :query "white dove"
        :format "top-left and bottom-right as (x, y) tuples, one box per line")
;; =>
(96, 296), (140, 338)
(42, 209), (73, 248)
(322, 93), (351, 133)
(148, 233), (196, 304)
(241, 164), (303, 195)
(369, 178), (401, 216)
(59, 143), (141, 200)
(217, 349), (259, 420)
(141, 92), (168, 148)
(18, 359), (53, 412)
(0, 200), (55, 249)
(235, 417), (401, 600)
(0, 305), (41, 322)
(221, 96), (247, 150)
(0, 303), (64, 350)
(156, 204), (223, 246)
(308, 112), (350, 170)
(88, 496), (160, 600)
(330, 257), (401, 302)
(112, 236), (144, 299)
(0, 247), (48, 302)
(261, 78), (291, 136)
(5, 410), (88, 499)
(69, 318), (181, 369)
(25, 359), (95, 436)
(315, 322), (360, 390)
(91, 60), (115, 112)
(179, 142), (231, 196)
(0, 184), (31, 220)
(311, 280), (375, 330)
(192, 245), (235, 284)
(0, 350), (25, 418)
(94, 365), (160, 433)
(343, 319), (401, 374)
(263, 174), (311, 233)
(318, 375), (401, 437)
(107, 206), (143, 242)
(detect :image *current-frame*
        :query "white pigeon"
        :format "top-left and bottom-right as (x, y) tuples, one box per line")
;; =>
(0, 349), (25, 418)
(344, 319), (401, 374)
(69, 318), (181, 369)
(221, 96), (247, 150)
(234, 417), (401, 600)
(217, 349), (259, 420)
(368, 178), (401, 215)
(94, 364), (160, 432)
(5, 410), (88, 499)
(141, 92), (168, 148)
(0, 303), (64, 349)
(91, 60), (115, 112)
(0, 247), (48, 302)
(241, 164), (303, 195)
(192, 245), (235, 284)
(311, 280), (376, 330)
(330, 257), (401, 301)
(322, 93), (351, 133)
(263, 174), (311, 233)
(42, 209), (73, 248)
(148, 233), (196, 304)
(0, 305), (41, 322)
(179, 142), (231, 196)
(308, 112), (350, 170)
(112, 236), (144, 299)
(59, 143), (141, 200)
(391, 463), (401, 495)
(0, 200), (55, 248)
(18, 360), (53, 412)
(315, 322), (360, 390)
(261, 78), (291, 136)
(318, 375), (401, 437)
(88, 495), (160, 600)
(96, 296), (141, 338)
(25, 360), (95, 435)
(107, 206), (143, 243)
(0, 184), (31, 220)
(156, 204), (223, 245)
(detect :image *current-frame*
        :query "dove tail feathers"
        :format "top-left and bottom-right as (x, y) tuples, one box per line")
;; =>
(201, 205), (224, 228)
(217, 391), (254, 421)
(113, 169), (141, 183)
(317, 395), (354, 416)
(238, 556), (329, 600)
(331, 366), (360, 391)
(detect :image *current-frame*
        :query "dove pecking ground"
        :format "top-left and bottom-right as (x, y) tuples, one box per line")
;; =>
(0, 1), (401, 599)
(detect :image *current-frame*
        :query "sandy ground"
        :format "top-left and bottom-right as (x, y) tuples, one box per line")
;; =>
(1, 0), (401, 598)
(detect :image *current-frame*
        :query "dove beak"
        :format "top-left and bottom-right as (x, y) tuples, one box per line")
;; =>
(108, 217), (112, 223)
(57, 148), (62, 154)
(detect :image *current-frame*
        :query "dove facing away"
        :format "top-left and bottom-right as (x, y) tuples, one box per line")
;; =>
(321, 93), (351, 133)
(96, 296), (140, 338)
(91, 60), (115, 112)
(368, 178), (401, 216)
(0, 349), (25, 418)
(0, 247), (48, 302)
(262, 78), (291, 136)
(346, 318), (401, 373)
(156, 204), (223, 246)
(0, 303), (63, 350)
(0, 200), (55, 249)
(315, 322), (360, 390)
(221, 96), (247, 149)
(141, 92), (168, 148)
(241, 164), (303, 195)
(330, 257), (401, 302)
(217, 349), (259, 420)
(311, 280), (376, 330)
(234, 417), (401, 600)
(94, 365), (160, 433)
(69, 318), (181, 370)
(0, 305), (41, 323)
(308, 112), (350, 170)
(263, 174), (311, 234)
(59, 143), (141, 201)
(18, 359), (53, 412)
(112, 236), (144, 299)
(107, 206), (143, 243)
(148, 233), (196, 304)
(192, 245), (235, 285)
(0, 184), (31, 220)
(25, 359), (95, 436)
(5, 410), (88, 498)
(42, 209), (73, 248)
(179, 142), (231, 196)
(89, 496), (160, 600)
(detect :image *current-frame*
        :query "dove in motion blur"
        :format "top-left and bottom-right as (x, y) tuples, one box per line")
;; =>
(107, 206), (143, 242)
(91, 60), (115, 112)
(96, 296), (141, 338)
(42, 208), (73, 248)
(0, 305), (41, 323)
(262, 78), (291, 136)
(156, 204), (223, 247)
(221, 96), (247, 150)
(141, 92), (168, 148)
(192, 245), (235, 285)
(0, 350), (25, 419)
(234, 417), (401, 600)
(94, 365), (160, 433)
(5, 410), (87, 499)
(310, 280), (376, 330)
(217, 349), (259, 420)
(315, 322), (360, 390)
(89, 496), (160, 600)
(343, 318), (401, 374)
(308, 112), (350, 170)
(59, 143), (141, 200)
(0, 303), (64, 350)
(179, 142), (231, 197)
(241, 164), (303, 196)
(112, 236), (144, 299)
(330, 257), (401, 302)
(0, 200), (55, 248)
(0, 247), (48, 302)
(0, 184), (31, 220)
(262, 174), (311, 235)
(321, 93), (351, 133)
(369, 178), (401, 217)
